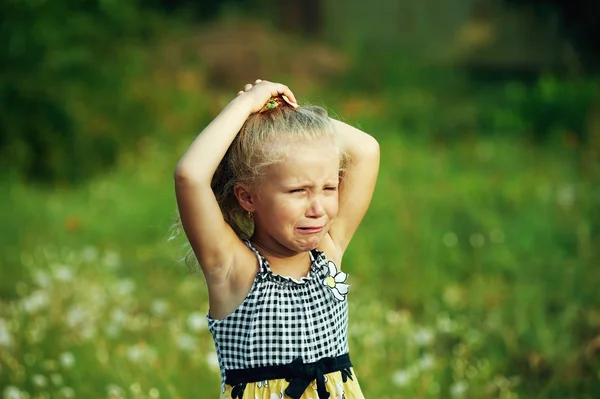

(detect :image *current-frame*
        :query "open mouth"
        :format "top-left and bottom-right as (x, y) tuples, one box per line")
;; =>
(297, 226), (323, 233)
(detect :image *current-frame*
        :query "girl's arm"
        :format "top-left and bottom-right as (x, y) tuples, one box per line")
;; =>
(174, 81), (297, 282)
(327, 119), (380, 256)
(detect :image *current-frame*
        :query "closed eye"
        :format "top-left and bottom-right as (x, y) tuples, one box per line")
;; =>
(288, 188), (305, 194)
(324, 186), (338, 191)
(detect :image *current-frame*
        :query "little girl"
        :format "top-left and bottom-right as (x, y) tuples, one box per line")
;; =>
(175, 80), (379, 399)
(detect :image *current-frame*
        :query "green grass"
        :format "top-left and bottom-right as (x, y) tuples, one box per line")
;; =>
(1, 129), (599, 398)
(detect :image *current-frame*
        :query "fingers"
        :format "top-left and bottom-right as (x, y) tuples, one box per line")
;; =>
(238, 80), (262, 95)
(236, 80), (299, 108)
(277, 85), (298, 107)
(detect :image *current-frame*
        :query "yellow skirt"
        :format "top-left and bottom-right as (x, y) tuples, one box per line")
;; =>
(220, 368), (365, 399)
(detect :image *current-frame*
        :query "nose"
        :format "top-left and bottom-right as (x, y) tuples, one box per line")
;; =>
(306, 196), (325, 218)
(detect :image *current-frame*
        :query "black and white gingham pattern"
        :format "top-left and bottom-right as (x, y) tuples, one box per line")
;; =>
(207, 240), (350, 385)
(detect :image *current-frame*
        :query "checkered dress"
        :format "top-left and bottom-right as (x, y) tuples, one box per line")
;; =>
(207, 240), (350, 389)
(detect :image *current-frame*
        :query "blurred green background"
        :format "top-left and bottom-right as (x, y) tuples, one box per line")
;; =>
(1, 0), (599, 398)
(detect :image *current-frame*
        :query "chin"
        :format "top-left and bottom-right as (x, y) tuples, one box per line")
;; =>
(296, 236), (323, 252)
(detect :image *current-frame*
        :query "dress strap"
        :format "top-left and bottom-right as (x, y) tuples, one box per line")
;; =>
(226, 353), (353, 399)
(242, 239), (271, 274)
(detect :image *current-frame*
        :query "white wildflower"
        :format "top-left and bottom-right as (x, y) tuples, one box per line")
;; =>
(413, 327), (434, 347)
(391, 369), (412, 387)
(105, 323), (120, 338)
(443, 232), (458, 247)
(103, 250), (121, 269)
(0, 319), (12, 348)
(81, 246), (99, 262)
(80, 324), (97, 340)
(58, 387), (75, 398)
(187, 312), (207, 332)
(51, 373), (64, 386)
(126, 345), (145, 364)
(151, 299), (169, 316)
(60, 352), (75, 368)
(419, 354), (435, 370)
(386, 310), (411, 326)
(114, 279), (136, 297)
(21, 290), (49, 313)
(436, 313), (457, 333)
(126, 344), (156, 364)
(65, 305), (87, 328)
(3, 386), (22, 399)
(129, 383), (142, 394)
(206, 351), (219, 372)
(450, 381), (468, 397)
(32, 270), (51, 288)
(176, 333), (197, 351)
(32, 374), (47, 387)
(557, 184), (575, 209)
(53, 265), (74, 282)
(106, 384), (125, 398)
(111, 308), (128, 325)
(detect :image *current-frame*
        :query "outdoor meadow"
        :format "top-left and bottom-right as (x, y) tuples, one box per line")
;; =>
(1, 1), (599, 398)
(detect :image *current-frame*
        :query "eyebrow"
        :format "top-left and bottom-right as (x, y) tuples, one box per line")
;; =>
(280, 180), (339, 188)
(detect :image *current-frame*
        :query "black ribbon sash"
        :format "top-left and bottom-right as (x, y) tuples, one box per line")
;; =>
(226, 354), (353, 399)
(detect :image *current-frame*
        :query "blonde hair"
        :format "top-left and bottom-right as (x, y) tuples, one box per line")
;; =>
(174, 103), (346, 271)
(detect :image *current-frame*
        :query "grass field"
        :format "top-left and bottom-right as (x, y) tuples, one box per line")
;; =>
(1, 118), (599, 398)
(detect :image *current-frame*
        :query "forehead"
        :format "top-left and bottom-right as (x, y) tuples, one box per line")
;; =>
(265, 141), (340, 183)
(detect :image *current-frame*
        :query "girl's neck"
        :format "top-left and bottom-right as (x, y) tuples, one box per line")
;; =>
(250, 238), (312, 279)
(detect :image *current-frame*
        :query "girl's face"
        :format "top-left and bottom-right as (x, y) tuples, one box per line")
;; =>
(250, 140), (340, 255)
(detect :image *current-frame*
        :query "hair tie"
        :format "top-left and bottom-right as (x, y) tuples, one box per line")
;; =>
(259, 96), (292, 113)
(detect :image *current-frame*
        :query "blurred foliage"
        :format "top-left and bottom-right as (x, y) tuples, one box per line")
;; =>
(3, 0), (600, 184)
(478, 75), (599, 143)
(504, 0), (600, 72)
(0, 0), (164, 183)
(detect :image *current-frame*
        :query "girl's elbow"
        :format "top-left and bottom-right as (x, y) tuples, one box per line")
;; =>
(174, 162), (191, 182)
(364, 135), (380, 158)
(174, 162), (208, 186)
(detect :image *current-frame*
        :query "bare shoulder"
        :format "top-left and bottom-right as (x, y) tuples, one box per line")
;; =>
(204, 239), (260, 320)
(317, 233), (343, 268)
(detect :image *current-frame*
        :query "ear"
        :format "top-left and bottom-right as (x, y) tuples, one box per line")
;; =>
(233, 183), (255, 212)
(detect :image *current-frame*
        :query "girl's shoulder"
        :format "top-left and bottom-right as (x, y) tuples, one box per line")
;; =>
(317, 233), (343, 268)
(206, 239), (260, 320)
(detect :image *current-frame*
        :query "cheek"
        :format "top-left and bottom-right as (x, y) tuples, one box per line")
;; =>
(326, 196), (339, 216)
(271, 197), (302, 216)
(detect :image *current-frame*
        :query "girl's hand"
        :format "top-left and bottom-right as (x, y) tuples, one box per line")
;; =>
(236, 79), (299, 114)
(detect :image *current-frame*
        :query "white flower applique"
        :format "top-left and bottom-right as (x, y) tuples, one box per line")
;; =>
(322, 261), (350, 301)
